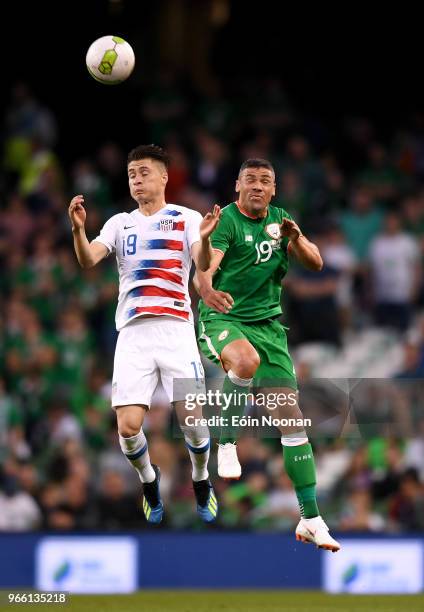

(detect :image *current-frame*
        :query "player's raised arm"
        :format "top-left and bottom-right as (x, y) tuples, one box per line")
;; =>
(191, 204), (222, 271)
(282, 218), (323, 271)
(68, 195), (109, 268)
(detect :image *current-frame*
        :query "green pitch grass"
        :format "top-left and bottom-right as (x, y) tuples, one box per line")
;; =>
(24, 590), (424, 612)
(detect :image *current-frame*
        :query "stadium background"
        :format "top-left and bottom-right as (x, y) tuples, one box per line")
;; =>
(1, 0), (424, 602)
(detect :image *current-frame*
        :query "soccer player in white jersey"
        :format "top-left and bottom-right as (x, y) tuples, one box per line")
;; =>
(68, 144), (221, 524)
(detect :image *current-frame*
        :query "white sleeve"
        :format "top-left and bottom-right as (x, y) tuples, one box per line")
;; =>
(186, 210), (202, 249)
(93, 215), (119, 254)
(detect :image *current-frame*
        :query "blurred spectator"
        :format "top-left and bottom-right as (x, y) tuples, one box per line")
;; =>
(141, 71), (187, 143)
(340, 184), (383, 262)
(19, 139), (63, 212)
(402, 193), (424, 239)
(0, 194), (34, 249)
(358, 143), (403, 204)
(285, 252), (340, 346)
(164, 139), (191, 202)
(250, 77), (293, 132)
(59, 475), (96, 530)
(338, 446), (373, 494)
(321, 224), (357, 331)
(0, 464), (41, 531)
(71, 159), (111, 210)
(276, 169), (309, 225)
(240, 130), (274, 163)
(394, 341), (424, 379)
(339, 489), (385, 532)
(389, 468), (424, 532)
(54, 309), (94, 417)
(404, 420), (424, 482)
(223, 471), (269, 528)
(3, 83), (57, 194)
(191, 129), (232, 202)
(256, 472), (299, 529)
(194, 83), (235, 138)
(368, 212), (421, 330)
(371, 440), (404, 501)
(31, 402), (82, 452)
(4, 82), (57, 148)
(96, 470), (143, 530)
(320, 159), (347, 212)
(0, 378), (28, 461)
(97, 142), (128, 205)
(281, 134), (324, 195)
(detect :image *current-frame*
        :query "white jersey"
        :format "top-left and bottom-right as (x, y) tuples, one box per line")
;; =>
(94, 204), (202, 330)
(369, 232), (419, 303)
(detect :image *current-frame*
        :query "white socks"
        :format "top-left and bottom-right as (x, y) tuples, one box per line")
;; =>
(120, 427), (210, 483)
(181, 425), (210, 482)
(119, 429), (155, 483)
(281, 431), (309, 447)
(227, 369), (253, 387)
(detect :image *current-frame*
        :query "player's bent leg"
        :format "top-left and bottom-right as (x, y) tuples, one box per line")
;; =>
(199, 322), (259, 478)
(283, 431), (340, 551)
(216, 339), (259, 479)
(116, 404), (164, 524)
(178, 420), (210, 482)
(221, 339), (260, 380)
(261, 388), (340, 552)
(160, 324), (218, 523)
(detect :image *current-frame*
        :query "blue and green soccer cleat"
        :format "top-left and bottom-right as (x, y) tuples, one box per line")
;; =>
(142, 464), (164, 524)
(193, 479), (218, 522)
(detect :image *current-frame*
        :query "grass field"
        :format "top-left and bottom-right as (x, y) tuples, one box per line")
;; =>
(18, 590), (424, 612)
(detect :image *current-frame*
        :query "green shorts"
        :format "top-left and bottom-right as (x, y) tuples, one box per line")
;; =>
(198, 318), (297, 390)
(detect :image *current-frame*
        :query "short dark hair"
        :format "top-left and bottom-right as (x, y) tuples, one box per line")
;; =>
(239, 158), (275, 177)
(127, 144), (170, 169)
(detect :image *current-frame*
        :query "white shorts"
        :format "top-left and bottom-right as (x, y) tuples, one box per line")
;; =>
(112, 316), (205, 408)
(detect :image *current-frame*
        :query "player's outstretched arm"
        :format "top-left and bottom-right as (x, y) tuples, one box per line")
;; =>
(281, 218), (323, 271)
(68, 195), (108, 268)
(194, 205), (222, 271)
(193, 250), (234, 314)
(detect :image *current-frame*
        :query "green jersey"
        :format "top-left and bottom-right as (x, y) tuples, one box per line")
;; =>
(199, 202), (293, 322)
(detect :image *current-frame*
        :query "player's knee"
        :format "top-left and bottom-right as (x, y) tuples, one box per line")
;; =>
(232, 350), (260, 379)
(181, 424), (210, 447)
(116, 411), (143, 438)
(118, 422), (140, 438)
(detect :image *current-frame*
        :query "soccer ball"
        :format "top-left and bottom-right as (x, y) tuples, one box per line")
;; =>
(86, 36), (135, 84)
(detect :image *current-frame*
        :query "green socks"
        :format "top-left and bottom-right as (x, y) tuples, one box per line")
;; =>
(219, 370), (252, 445)
(283, 442), (319, 518)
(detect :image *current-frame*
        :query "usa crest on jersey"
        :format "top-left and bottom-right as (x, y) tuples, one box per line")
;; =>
(160, 218), (174, 232)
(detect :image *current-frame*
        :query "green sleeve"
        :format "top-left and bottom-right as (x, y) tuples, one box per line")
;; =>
(281, 209), (294, 222)
(210, 211), (234, 254)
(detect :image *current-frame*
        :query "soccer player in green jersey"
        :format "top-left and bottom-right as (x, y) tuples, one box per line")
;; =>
(195, 158), (340, 552)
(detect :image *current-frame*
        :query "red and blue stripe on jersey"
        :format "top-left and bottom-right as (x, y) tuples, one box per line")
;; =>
(125, 210), (190, 321)
(140, 239), (183, 251)
(127, 306), (190, 320)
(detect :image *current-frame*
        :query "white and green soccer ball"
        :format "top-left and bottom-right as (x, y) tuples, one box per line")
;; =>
(86, 35), (135, 84)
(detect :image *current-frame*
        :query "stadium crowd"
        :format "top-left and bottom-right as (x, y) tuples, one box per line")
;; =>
(1, 77), (424, 533)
